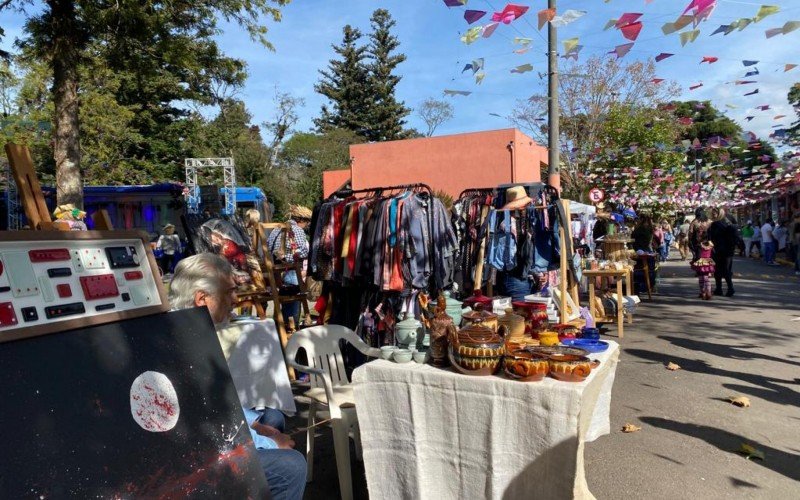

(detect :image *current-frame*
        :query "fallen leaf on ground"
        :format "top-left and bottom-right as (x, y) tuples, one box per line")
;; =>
(622, 423), (641, 433)
(728, 395), (751, 408)
(666, 362), (681, 371)
(738, 443), (765, 460)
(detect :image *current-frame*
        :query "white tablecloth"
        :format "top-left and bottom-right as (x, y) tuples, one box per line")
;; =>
(216, 319), (296, 415)
(352, 341), (619, 500)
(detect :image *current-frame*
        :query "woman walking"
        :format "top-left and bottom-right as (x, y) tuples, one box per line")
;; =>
(688, 208), (711, 261)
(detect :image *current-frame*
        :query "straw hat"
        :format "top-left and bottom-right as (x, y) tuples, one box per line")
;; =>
(501, 186), (532, 210)
(288, 204), (313, 220)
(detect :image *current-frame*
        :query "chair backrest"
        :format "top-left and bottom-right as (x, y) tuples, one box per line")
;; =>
(285, 325), (363, 389)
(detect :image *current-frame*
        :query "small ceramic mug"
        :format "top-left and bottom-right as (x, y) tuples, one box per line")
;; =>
(380, 345), (398, 360)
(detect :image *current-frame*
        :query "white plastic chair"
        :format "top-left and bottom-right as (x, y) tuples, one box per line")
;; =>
(284, 325), (380, 500)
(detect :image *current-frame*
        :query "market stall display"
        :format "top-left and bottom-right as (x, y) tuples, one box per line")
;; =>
(352, 341), (620, 499)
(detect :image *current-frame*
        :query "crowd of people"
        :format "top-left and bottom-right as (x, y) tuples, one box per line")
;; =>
(626, 204), (800, 301)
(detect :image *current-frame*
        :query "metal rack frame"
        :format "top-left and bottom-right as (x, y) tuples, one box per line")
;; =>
(184, 157), (236, 215)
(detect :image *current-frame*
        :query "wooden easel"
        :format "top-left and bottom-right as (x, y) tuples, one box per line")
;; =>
(5, 143), (56, 230)
(557, 199), (583, 326)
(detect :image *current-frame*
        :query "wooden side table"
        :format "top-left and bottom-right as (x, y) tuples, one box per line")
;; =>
(583, 268), (632, 338)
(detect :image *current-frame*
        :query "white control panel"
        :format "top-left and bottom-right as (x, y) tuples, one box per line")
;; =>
(0, 237), (165, 333)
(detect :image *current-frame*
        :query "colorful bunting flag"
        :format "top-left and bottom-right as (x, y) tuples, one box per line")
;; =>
(744, 68), (759, 77)
(513, 37), (532, 46)
(616, 13), (643, 28)
(537, 8), (555, 30)
(753, 5), (780, 23)
(491, 4), (529, 24)
(701, 56), (718, 64)
(655, 52), (674, 62)
(710, 24), (730, 36)
(689, 82), (704, 90)
(482, 22), (499, 38)
(443, 90), (472, 96)
(551, 10), (586, 28)
(744, 89), (759, 96)
(609, 43), (635, 59)
(460, 26), (482, 44)
(563, 37), (580, 54)
(680, 29), (701, 46)
(464, 10), (487, 24)
(651, 78), (665, 84)
(785, 63), (798, 72)
(742, 60), (759, 66)
(621, 22), (644, 41)
(475, 72), (486, 84)
(511, 63), (534, 74)
(604, 19), (618, 31)
(443, 0), (467, 7)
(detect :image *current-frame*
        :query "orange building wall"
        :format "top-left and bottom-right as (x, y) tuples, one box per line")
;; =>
(349, 128), (546, 199)
(322, 169), (352, 198)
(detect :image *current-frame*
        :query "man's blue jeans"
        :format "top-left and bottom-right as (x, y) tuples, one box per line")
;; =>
(255, 408), (307, 500)
(763, 241), (776, 264)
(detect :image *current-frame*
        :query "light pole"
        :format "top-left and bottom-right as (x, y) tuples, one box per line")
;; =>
(547, 0), (560, 190)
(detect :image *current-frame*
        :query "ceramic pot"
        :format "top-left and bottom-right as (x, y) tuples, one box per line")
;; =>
(448, 324), (506, 376)
(429, 296), (457, 367)
(442, 291), (470, 326)
(548, 354), (592, 382)
(462, 290), (494, 311)
(462, 309), (499, 332)
(581, 327), (601, 340)
(504, 350), (549, 382)
(538, 331), (560, 346)
(395, 314), (423, 349)
(498, 308), (526, 343)
(553, 323), (579, 342)
(512, 301), (549, 335)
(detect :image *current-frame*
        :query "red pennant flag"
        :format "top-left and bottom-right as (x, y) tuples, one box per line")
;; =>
(620, 22), (644, 41)
(701, 56), (718, 64)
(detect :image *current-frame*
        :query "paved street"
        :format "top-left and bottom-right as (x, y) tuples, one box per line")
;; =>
(293, 254), (800, 499)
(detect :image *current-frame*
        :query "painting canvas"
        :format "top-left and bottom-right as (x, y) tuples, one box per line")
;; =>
(0, 308), (269, 498)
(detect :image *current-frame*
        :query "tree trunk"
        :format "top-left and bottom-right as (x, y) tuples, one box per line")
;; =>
(50, 0), (83, 208)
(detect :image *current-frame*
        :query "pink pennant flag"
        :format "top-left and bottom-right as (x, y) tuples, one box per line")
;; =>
(491, 4), (529, 24)
(655, 52), (674, 62)
(682, 0), (715, 16)
(651, 78), (665, 84)
(700, 56), (718, 64)
(765, 27), (783, 38)
(689, 82), (704, 90)
(621, 22), (644, 41)
(786, 63), (798, 72)
(609, 42), (635, 59)
(483, 22), (499, 37)
(464, 10), (487, 24)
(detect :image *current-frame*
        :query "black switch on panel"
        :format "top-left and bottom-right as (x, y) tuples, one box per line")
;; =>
(121, 292), (131, 302)
(21, 307), (38, 322)
(0, 286), (10, 293)
(47, 267), (73, 278)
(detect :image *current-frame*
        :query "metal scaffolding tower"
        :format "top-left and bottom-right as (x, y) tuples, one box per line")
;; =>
(184, 157), (236, 215)
(5, 162), (21, 230)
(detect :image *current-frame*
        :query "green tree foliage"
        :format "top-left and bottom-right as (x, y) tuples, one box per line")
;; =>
(314, 25), (371, 136)
(277, 128), (363, 210)
(3, 0), (289, 206)
(787, 83), (800, 146)
(364, 9), (410, 141)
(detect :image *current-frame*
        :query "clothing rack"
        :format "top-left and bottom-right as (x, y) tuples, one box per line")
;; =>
(332, 183), (433, 199)
(457, 187), (494, 199)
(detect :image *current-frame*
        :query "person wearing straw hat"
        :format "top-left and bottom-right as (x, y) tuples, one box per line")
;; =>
(707, 207), (737, 297)
(267, 205), (311, 327)
(156, 223), (181, 275)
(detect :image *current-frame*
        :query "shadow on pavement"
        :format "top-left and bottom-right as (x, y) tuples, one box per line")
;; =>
(640, 417), (800, 483)
(658, 336), (800, 368)
(624, 348), (800, 407)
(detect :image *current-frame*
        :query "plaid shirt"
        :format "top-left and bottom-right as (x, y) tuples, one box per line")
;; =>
(267, 220), (309, 285)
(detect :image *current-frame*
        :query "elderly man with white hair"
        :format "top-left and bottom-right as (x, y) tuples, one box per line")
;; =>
(169, 253), (307, 500)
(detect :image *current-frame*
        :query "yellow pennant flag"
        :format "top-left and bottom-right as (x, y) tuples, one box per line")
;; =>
(753, 5), (780, 23)
(680, 29), (701, 46)
(563, 37), (580, 54)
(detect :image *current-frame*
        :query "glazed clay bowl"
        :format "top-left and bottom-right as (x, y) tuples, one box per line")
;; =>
(539, 331), (560, 347)
(526, 345), (590, 358)
(504, 350), (549, 382)
(548, 354), (592, 382)
(448, 347), (503, 376)
(561, 338), (610, 354)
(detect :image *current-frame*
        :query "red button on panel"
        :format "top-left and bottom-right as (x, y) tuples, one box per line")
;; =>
(123, 271), (143, 280)
(0, 302), (18, 327)
(29, 248), (71, 262)
(56, 283), (72, 298)
(80, 274), (119, 300)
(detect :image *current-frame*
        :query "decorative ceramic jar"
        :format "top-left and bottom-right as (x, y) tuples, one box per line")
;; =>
(548, 354), (593, 382)
(553, 323), (579, 342)
(580, 327), (601, 340)
(395, 314), (423, 350)
(448, 324), (506, 376)
(463, 290), (494, 311)
(538, 331), (560, 346)
(462, 309), (499, 332)
(442, 291), (469, 326)
(498, 308), (526, 343)
(512, 301), (549, 335)
(429, 296), (457, 367)
(504, 350), (549, 381)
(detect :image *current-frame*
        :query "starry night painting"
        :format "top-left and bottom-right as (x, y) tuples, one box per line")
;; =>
(0, 308), (269, 498)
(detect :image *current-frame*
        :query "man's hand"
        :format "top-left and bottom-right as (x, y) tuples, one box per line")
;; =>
(272, 433), (296, 450)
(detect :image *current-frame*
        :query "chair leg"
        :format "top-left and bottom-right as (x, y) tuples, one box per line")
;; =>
(352, 420), (363, 462)
(306, 403), (317, 483)
(332, 419), (353, 500)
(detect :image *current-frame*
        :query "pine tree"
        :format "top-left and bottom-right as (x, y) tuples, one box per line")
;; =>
(314, 26), (371, 136)
(365, 9), (410, 142)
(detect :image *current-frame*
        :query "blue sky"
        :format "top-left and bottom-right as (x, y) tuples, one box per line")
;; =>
(2, 0), (799, 143)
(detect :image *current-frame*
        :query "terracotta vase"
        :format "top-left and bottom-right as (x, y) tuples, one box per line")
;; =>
(548, 354), (593, 382)
(504, 350), (549, 382)
(429, 296), (456, 367)
(448, 324), (506, 376)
